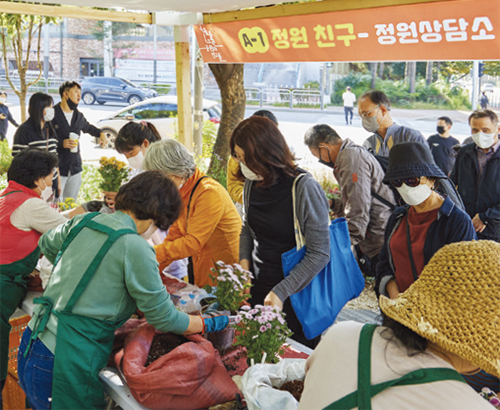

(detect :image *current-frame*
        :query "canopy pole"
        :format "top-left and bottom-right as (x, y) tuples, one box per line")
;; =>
(174, 25), (193, 152)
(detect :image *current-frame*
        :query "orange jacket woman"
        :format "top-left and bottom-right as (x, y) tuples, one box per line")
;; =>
(144, 139), (241, 287)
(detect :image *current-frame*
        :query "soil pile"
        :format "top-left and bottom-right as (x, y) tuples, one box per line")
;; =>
(145, 333), (190, 367)
(274, 380), (304, 401)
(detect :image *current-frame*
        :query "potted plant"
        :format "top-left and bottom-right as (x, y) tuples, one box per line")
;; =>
(203, 261), (253, 351)
(233, 304), (292, 365)
(98, 156), (130, 208)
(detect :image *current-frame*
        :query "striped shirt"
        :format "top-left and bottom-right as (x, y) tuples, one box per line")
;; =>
(12, 118), (59, 181)
(12, 119), (58, 156)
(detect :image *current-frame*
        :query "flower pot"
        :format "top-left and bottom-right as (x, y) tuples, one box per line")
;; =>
(207, 326), (235, 352)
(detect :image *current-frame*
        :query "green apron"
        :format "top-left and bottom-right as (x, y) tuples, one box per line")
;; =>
(0, 190), (41, 381)
(323, 324), (467, 410)
(27, 213), (136, 409)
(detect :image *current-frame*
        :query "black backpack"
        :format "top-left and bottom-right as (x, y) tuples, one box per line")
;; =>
(371, 154), (466, 212)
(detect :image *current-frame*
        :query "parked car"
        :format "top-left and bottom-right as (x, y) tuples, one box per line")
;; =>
(483, 84), (494, 93)
(94, 96), (221, 148)
(81, 77), (158, 105)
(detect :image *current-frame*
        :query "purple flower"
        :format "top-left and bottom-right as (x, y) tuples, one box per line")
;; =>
(244, 313), (253, 320)
(266, 323), (272, 329)
(260, 325), (267, 332)
(491, 397), (500, 407)
(234, 315), (242, 323)
(249, 309), (258, 315)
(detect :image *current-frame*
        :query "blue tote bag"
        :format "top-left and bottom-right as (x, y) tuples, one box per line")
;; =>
(282, 176), (365, 340)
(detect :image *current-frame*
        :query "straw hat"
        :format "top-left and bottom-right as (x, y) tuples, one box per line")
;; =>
(380, 240), (500, 378)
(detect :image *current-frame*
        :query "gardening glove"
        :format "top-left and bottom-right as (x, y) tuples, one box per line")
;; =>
(81, 200), (104, 212)
(201, 312), (229, 334)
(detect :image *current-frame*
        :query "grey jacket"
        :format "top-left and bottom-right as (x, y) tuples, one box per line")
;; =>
(362, 122), (427, 157)
(334, 139), (394, 258)
(240, 172), (330, 303)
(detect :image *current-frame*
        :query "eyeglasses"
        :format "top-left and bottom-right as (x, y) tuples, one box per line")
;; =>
(390, 177), (421, 188)
(358, 105), (380, 119)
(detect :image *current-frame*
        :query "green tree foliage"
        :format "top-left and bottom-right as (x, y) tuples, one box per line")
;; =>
(0, 9), (58, 121)
(331, 72), (470, 110)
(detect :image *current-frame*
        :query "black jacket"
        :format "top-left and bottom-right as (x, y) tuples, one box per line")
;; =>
(52, 103), (101, 176)
(450, 142), (500, 241)
(0, 104), (18, 136)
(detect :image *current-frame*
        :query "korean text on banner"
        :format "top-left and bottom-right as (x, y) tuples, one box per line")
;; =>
(195, 0), (500, 63)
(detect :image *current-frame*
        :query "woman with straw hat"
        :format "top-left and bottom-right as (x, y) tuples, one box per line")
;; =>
(299, 240), (500, 410)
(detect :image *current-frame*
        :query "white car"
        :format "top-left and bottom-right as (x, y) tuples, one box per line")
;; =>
(95, 96), (221, 148)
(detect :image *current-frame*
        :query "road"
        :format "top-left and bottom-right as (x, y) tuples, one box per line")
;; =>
(2, 98), (474, 178)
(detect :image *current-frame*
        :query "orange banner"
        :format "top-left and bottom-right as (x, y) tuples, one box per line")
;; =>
(195, 0), (500, 63)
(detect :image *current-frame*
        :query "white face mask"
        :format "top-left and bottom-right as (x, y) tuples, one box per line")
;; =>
(396, 182), (432, 206)
(361, 115), (380, 133)
(240, 162), (263, 181)
(140, 221), (158, 240)
(43, 107), (54, 122)
(127, 150), (144, 170)
(471, 131), (498, 149)
(0, 97), (6, 104)
(38, 178), (52, 202)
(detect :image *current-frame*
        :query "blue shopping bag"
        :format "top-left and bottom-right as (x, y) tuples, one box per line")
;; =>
(282, 217), (365, 340)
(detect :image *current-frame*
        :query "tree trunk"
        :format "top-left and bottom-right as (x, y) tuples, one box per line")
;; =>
(408, 61), (417, 93)
(426, 61), (433, 86)
(207, 64), (246, 178)
(378, 62), (384, 79)
(103, 21), (113, 77)
(370, 62), (378, 89)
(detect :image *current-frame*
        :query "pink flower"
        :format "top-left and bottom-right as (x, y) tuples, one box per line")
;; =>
(240, 305), (251, 311)
(260, 325), (267, 332)
(257, 316), (268, 324)
(277, 316), (285, 325)
(234, 315), (242, 323)
(245, 313), (253, 320)
(266, 323), (272, 329)
(249, 309), (258, 315)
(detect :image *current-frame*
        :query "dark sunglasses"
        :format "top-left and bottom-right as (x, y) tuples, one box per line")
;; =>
(390, 177), (421, 188)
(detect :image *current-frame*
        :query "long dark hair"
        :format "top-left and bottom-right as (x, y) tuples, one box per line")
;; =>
(230, 116), (297, 187)
(28, 93), (53, 131)
(381, 311), (427, 355)
(115, 121), (161, 153)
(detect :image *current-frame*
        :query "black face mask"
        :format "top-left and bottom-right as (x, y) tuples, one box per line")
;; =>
(318, 146), (335, 169)
(66, 96), (78, 111)
(437, 126), (446, 135)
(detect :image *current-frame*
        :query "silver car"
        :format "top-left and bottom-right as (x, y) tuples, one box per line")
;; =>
(95, 96), (221, 148)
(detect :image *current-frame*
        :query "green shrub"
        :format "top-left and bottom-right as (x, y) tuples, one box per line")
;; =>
(79, 164), (102, 203)
(332, 72), (471, 110)
(0, 141), (12, 190)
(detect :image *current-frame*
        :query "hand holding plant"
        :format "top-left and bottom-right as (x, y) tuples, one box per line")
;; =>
(204, 261), (253, 313)
(233, 305), (292, 364)
(98, 157), (130, 193)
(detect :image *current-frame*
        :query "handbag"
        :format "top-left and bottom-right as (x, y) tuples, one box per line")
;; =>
(281, 174), (365, 340)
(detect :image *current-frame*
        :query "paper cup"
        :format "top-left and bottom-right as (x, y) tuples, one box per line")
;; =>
(69, 132), (79, 153)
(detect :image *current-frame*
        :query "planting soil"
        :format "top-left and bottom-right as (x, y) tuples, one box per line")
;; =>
(145, 333), (190, 367)
(274, 380), (304, 401)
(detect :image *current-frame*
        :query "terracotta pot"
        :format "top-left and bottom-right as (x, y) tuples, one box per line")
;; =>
(207, 326), (235, 352)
